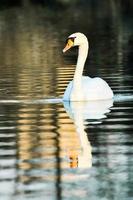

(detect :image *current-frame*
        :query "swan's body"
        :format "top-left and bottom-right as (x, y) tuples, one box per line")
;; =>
(63, 32), (114, 101)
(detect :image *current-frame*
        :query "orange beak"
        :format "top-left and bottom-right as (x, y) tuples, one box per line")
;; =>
(63, 39), (74, 53)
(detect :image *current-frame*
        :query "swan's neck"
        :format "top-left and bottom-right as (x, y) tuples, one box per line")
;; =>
(73, 41), (89, 91)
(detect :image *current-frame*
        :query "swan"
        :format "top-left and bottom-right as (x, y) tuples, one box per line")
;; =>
(63, 32), (114, 101)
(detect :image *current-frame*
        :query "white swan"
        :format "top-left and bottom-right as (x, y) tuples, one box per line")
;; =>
(63, 32), (114, 101)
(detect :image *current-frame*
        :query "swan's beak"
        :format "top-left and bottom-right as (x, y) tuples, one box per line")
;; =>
(63, 39), (74, 53)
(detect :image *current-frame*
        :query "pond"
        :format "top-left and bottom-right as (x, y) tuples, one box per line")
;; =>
(0, 1), (133, 200)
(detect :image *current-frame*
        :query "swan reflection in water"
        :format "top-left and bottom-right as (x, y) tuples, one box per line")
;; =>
(63, 99), (113, 168)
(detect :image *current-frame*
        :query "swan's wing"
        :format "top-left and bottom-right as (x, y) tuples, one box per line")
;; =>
(82, 77), (113, 100)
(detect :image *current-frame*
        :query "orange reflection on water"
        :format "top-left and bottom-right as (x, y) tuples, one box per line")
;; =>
(16, 102), (92, 173)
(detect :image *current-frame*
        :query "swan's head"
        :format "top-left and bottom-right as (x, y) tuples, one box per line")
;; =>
(63, 32), (88, 53)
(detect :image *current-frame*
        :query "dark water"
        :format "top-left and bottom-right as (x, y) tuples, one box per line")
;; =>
(0, 1), (133, 200)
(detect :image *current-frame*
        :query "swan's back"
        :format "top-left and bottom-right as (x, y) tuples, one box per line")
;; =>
(82, 77), (113, 100)
(63, 76), (113, 101)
